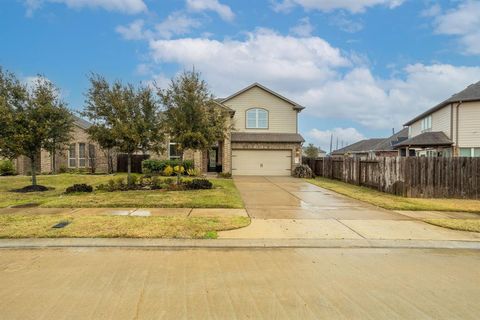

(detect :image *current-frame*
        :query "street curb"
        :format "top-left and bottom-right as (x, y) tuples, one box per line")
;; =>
(1, 238), (480, 250)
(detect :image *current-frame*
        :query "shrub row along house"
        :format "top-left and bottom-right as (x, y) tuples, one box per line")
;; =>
(332, 81), (480, 159)
(13, 83), (305, 176)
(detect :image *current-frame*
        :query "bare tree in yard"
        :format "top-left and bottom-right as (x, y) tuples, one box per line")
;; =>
(83, 74), (165, 185)
(0, 69), (74, 188)
(158, 70), (229, 178)
(303, 143), (320, 158)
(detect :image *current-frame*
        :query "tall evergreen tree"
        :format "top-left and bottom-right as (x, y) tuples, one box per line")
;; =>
(83, 74), (165, 184)
(0, 70), (73, 186)
(158, 70), (230, 171)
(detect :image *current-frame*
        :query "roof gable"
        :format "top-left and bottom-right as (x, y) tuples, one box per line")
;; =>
(404, 81), (480, 126)
(220, 83), (305, 111)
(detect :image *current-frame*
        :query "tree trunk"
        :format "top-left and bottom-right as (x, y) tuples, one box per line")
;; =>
(30, 156), (37, 186)
(51, 149), (56, 174)
(177, 152), (184, 185)
(127, 153), (132, 185)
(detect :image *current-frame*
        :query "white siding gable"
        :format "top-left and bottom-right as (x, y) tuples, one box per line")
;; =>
(223, 86), (298, 133)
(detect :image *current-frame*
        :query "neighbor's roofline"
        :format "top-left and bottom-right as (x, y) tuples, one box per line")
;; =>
(220, 82), (305, 111)
(403, 99), (471, 126)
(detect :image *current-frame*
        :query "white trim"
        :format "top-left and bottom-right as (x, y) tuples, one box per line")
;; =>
(68, 143), (76, 168)
(168, 142), (180, 160)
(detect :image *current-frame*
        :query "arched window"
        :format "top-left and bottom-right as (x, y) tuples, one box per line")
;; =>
(246, 108), (268, 129)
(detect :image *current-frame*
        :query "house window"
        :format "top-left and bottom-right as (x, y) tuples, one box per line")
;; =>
(246, 108), (268, 129)
(78, 143), (86, 167)
(460, 147), (480, 157)
(460, 148), (472, 157)
(88, 144), (96, 167)
(68, 144), (76, 168)
(169, 143), (181, 160)
(421, 115), (432, 133)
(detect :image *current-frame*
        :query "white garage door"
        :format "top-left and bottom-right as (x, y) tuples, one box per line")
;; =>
(232, 150), (292, 176)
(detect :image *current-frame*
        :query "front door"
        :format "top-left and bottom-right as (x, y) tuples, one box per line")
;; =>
(208, 147), (218, 172)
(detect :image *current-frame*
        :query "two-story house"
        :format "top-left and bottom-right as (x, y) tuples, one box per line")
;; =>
(181, 83), (305, 176)
(395, 81), (480, 157)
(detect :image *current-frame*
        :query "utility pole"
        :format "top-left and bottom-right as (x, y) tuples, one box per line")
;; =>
(329, 134), (333, 154)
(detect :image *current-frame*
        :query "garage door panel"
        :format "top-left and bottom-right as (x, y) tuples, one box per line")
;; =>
(232, 150), (291, 176)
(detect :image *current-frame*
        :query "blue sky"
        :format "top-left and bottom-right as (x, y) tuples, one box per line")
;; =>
(1, 0), (480, 151)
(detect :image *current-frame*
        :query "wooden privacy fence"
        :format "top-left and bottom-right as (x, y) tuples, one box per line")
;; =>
(304, 157), (480, 199)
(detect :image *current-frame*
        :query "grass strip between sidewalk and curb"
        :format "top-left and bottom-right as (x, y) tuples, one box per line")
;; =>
(0, 214), (251, 239)
(307, 177), (480, 213)
(424, 219), (480, 233)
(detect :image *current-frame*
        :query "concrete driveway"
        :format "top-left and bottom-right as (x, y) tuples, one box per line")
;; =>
(220, 176), (480, 241)
(233, 176), (405, 220)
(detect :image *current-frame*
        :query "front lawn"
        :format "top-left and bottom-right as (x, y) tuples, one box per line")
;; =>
(0, 174), (244, 208)
(0, 214), (250, 238)
(308, 177), (480, 213)
(425, 219), (480, 233)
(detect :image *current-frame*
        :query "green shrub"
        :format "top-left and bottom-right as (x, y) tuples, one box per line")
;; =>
(187, 168), (201, 176)
(293, 164), (314, 178)
(163, 165), (173, 176)
(0, 160), (15, 176)
(65, 184), (93, 194)
(185, 179), (213, 190)
(218, 172), (232, 179)
(142, 159), (193, 174)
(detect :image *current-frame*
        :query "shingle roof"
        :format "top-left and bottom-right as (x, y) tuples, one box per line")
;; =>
(221, 83), (305, 111)
(331, 138), (385, 155)
(393, 131), (453, 148)
(73, 115), (92, 130)
(231, 132), (305, 143)
(404, 81), (480, 126)
(373, 128), (409, 151)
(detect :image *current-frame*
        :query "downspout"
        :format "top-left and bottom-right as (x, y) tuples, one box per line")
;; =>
(455, 101), (462, 156)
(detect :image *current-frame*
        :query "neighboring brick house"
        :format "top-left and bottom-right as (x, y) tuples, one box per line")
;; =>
(396, 81), (480, 157)
(331, 128), (408, 159)
(13, 116), (110, 175)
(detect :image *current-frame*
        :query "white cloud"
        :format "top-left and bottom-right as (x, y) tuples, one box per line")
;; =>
(186, 0), (234, 21)
(146, 29), (480, 130)
(329, 13), (363, 33)
(155, 12), (201, 39)
(432, 1), (480, 55)
(149, 28), (349, 95)
(116, 19), (148, 40)
(290, 17), (314, 37)
(116, 13), (201, 41)
(299, 64), (480, 129)
(272, 0), (405, 14)
(24, 0), (147, 16)
(307, 127), (366, 152)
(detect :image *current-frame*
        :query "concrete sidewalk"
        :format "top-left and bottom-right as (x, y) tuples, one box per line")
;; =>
(0, 207), (248, 217)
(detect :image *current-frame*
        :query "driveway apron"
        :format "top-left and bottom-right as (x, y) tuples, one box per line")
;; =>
(220, 176), (480, 241)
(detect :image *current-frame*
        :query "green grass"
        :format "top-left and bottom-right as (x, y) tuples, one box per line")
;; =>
(308, 177), (480, 213)
(425, 219), (480, 233)
(0, 214), (250, 238)
(0, 174), (244, 209)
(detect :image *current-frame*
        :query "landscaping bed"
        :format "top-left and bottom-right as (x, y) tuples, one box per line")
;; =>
(308, 177), (480, 213)
(0, 214), (250, 239)
(0, 174), (243, 208)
